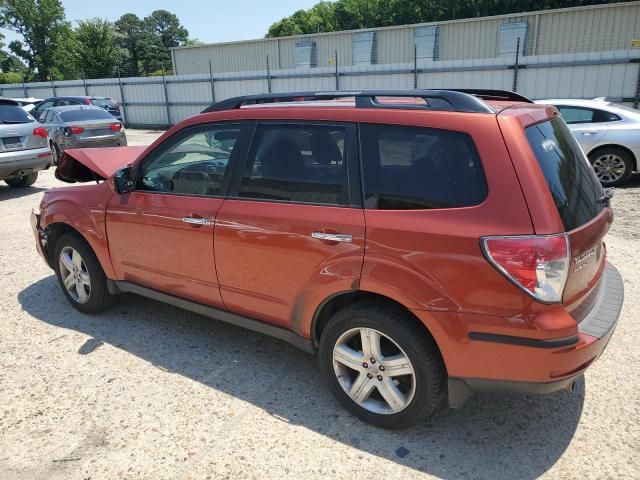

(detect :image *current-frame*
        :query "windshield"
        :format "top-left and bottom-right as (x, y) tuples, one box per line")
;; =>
(0, 105), (35, 124)
(526, 118), (605, 231)
(60, 109), (115, 122)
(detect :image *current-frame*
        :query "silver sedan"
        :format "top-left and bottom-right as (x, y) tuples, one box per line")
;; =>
(535, 98), (640, 187)
(40, 105), (127, 164)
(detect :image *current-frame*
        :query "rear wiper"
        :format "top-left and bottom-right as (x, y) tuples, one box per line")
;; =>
(596, 187), (615, 204)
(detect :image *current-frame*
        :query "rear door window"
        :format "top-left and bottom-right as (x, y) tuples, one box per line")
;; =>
(525, 118), (604, 230)
(238, 124), (349, 205)
(557, 106), (619, 124)
(359, 124), (487, 210)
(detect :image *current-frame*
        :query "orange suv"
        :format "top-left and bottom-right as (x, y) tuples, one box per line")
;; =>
(31, 90), (624, 429)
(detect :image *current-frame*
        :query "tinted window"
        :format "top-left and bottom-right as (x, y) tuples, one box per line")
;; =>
(59, 109), (115, 122)
(557, 106), (619, 124)
(91, 98), (116, 108)
(526, 118), (604, 231)
(239, 124), (348, 205)
(0, 105), (35, 124)
(138, 124), (239, 196)
(360, 124), (487, 210)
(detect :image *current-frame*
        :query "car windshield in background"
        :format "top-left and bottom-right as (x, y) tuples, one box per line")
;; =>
(91, 98), (116, 108)
(0, 105), (35, 124)
(526, 118), (604, 231)
(60, 109), (115, 122)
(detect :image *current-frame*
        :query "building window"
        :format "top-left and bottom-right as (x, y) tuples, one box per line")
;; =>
(498, 22), (528, 58)
(414, 25), (439, 61)
(353, 31), (377, 65)
(295, 39), (317, 68)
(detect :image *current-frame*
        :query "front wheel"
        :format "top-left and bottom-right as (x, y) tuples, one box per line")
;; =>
(588, 147), (633, 187)
(318, 301), (445, 429)
(5, 172), (37, 188)
(53, 233), (113, 313)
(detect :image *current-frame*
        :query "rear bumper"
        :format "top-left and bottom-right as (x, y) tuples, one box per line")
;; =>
(0, 147), (52, 179)
(412, 262), (623, 407)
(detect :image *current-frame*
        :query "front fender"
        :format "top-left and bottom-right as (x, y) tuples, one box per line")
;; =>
(40, 182), (115, 278)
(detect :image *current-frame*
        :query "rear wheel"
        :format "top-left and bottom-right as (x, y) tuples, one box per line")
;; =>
(53, 233), (113, 313)
(318, 300), (445, 429)
(5, 172), (38, 188)
(588, 147), (633, 187)
(50, 142), (60, 165)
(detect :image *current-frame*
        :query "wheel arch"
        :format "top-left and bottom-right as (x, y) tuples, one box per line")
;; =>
(587, 143), (637, 171)
(311, 290), (447, 372)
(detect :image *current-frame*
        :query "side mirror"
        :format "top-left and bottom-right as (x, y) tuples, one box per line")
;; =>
(114, 167), (135, 194)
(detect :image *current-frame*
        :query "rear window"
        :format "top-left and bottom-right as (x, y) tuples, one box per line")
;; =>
(60, 109), (115, 122)
(0, 105), (34, 124)
(360, 124), (487, 209)
(91, 98), (116, 108)
(526, 118), (604, 231)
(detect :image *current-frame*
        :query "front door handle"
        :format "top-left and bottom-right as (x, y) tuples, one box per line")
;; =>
(182, 216), (211, 226)
(311, 232), (352, 243)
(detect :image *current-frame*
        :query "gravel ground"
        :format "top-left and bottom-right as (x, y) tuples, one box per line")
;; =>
(0, 130), (638, 480)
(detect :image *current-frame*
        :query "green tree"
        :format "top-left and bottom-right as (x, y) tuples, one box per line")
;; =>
(115, 13), (145, 76)
(72, 19), (122, 79)
(0, 0), (72, 80)
(266, 0), (632, 37)
(140, 9), (188, 73)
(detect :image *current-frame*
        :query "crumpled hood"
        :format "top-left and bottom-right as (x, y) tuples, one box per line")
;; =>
(55, 146), (146, 183)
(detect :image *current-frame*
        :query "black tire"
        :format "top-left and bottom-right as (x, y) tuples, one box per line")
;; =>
(5, 172), (38, 188)
(53, 232), (113, 314)
(50, 142), (60, 165)
(318, 300), (445, 429)
(588, 147), (634, 187)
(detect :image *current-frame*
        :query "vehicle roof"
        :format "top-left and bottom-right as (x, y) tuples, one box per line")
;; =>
(0, 97), (20, 106)
(535, 98), (612, 107)
(43, 95), (110, 101)
(47, 105), (110, 113)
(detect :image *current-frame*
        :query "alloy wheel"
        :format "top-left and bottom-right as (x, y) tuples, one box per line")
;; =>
(58, 246), (91, 304)
(592, 153), (626, 183)
(332, 327), (416, 415)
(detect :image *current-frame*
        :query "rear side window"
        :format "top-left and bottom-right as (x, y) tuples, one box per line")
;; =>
(0, 105), (34, 124)
(557, 106), (619, 124)
(526, 118), (604, 231)
(60, 109), (115, 122)
(359, 124), (487, 210)
(239, 124), (348, 205)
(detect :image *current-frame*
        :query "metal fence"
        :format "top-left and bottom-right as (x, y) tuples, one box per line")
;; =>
(1, 44), (639, 128)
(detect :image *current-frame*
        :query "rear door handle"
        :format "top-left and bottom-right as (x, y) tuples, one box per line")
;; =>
(182, 216), (211, 226)
(311, 232), (352, 243)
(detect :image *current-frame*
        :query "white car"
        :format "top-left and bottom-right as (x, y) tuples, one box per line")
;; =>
(535, 98), (640, 186)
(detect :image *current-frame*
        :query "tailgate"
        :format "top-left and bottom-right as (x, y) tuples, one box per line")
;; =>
(523, 116), (612, 312)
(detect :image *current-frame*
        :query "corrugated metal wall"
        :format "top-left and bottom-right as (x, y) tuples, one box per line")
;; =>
(172, 2), (640, 74)
(1, 3), (639, 127)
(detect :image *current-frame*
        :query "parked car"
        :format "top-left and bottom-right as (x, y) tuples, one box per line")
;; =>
(41, 105), (127, 164)
(32, 89), (623, 429)
(0, 97), (52, 188)
(11, 97), (42, 113)
(535, 98), (640, 186)
(32, 96), (122, 123)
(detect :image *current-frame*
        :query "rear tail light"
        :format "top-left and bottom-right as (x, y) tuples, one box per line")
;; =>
(69, 126), (84, 134)
(481, 234), (570, 303)
(110, 123), (122, 132)
(32, 127), (47, 138)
